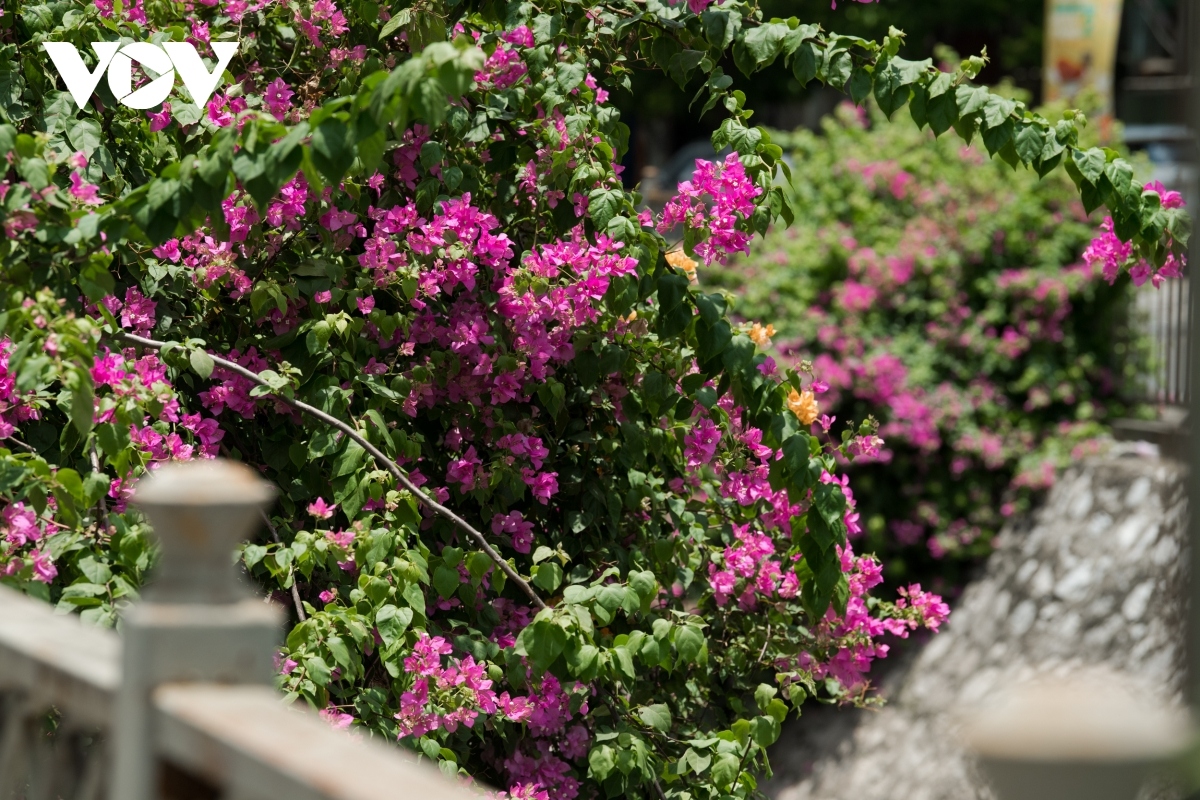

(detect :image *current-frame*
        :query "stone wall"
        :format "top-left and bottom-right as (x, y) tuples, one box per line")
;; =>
(764, 448), (1189, 800)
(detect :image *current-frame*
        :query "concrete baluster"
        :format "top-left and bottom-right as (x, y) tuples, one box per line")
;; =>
(111, 459), (283, 800)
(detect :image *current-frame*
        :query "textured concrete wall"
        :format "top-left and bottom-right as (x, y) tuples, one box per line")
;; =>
(764, 449), (1189, 800)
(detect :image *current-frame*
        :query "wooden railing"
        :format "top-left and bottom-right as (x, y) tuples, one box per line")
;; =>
(0, 459), (478, 800)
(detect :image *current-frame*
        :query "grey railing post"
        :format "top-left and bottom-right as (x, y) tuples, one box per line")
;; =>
(111, 459), (283, 800)
(962, 670), (1191, 800)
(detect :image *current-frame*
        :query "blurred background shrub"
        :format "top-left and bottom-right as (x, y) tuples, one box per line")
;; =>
(702, 99), (1151, 592)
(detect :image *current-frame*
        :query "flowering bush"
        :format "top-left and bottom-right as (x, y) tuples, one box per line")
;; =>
(706, 100), (1164, 586)
(0, 2), (1183, 799)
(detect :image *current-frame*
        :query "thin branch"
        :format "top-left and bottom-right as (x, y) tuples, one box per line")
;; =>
(117, 331), (548, 611)
(215, 441), (308, 622)
(6, 436), (36, 454)
(89, 443), (113, 537)
(261, 508), (309, 622)
(756, 622), (771, 663)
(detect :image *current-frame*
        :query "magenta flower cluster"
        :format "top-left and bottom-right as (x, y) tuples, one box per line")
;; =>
(658, 153), (763, 266)
(1083, 183), (1185, 288)
(394, 633), (592, 800)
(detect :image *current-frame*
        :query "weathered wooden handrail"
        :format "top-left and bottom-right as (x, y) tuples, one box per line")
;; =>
(0, 459), (479, 800)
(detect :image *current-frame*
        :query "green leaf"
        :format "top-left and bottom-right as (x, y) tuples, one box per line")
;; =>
(954, 84), (989, 117)
(651, 36), (681, 72)
(675, 624), (705, 664)
(873, 56), (920, 117)
(379, 7), (412, 39)
(310, 118), (354, 186)
(305, 655), (332, 686)
(79, 470), (106, 506)
(589, 744), (616, 780)
(56, 468), (84, 502)
(588, 188), (623, 230)
(611, 644), (636, 680)
(981, 119), (1014, 156)
(628, 570), (657, 600)
(926, 91), (957, 136)
(375, 604), (413, 646)
(17, 158), (48, 190)
(926, 70), (954, 98)
(0, 460), (25, 491)
(466, 551), (492, 582)
(825, 50), (852, 89)
(1104, 159), (1137, 202)
(67, 118), (103, 156)
(981, 94), (1017, 129)
(637, 704), (672, 731)
(524, 616), (568, 670)
(566, 642), (599, 679)
(402, 581), (426, 615)
(702, 8), (741, 50)
(78, 260), (115, 302)
(333, 439), (366, 477)
(668, 50), (705, 89)
(812, 482), (846, 527)
(733, 23), (787, 76)
(1013, 125), (1045, 164)
(68, 370), (94, 437)
(326, 635), (352, 669)
(806, 509), (842, 553)
(1072, 147), (1106, 185)
(791, 42), (819, 87)
(433, 564), (460, 599)
(532, 561), (563, 592)
(712, 752), (740, 790)
(847, 67), (872, 105)
(754, 683), (777, 710)
(751, 714), (781, 747)
(189, 348), (215, 380)
(243, 544), (268, 568)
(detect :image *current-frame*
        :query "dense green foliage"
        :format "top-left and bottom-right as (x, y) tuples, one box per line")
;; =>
(0, 0), (1184, 798)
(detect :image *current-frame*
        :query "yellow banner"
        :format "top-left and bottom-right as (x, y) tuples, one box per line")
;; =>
(1043, 0), (1124, 117)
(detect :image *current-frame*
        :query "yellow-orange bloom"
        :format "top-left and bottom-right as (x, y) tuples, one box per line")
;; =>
(749, 322), (775, 348)
(665, 250), (698, 281)
(787, 389), (819, 425)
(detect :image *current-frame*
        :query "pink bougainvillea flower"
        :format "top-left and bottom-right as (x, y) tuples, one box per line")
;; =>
(326, 529), (355, 547)
(263, 77), (294, 120)
(206, 94), (234, 127)
(153, 238), (181, 262)
(1082, 217), (1132, 284)
(658, 153), (762, 265)
(29, 548), (57, 583)
(319, 706), (354, 729)
(492, 511), (535, 553)
(68, 171), (103, 205)
(147, 102), (173, 131)
(308, 497), (337, 518)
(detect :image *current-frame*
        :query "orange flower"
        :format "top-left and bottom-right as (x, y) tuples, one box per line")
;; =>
(665, 250), (698, 282)
(787, 388), (819, 425)
(749, 322), (775, 348)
